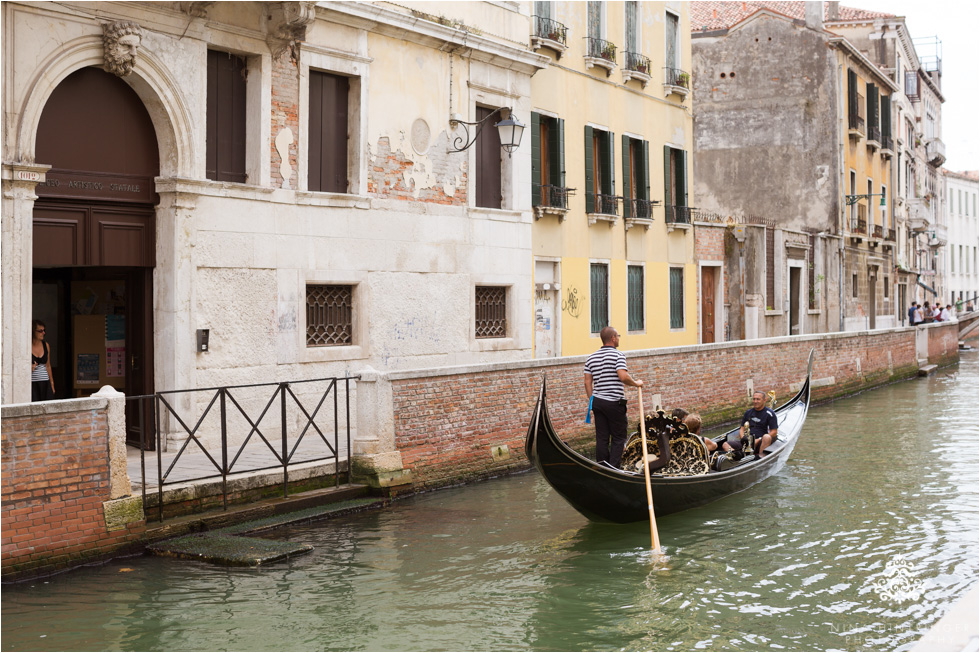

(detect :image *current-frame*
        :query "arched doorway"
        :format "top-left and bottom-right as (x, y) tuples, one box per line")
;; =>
(33, 66), (159, 448)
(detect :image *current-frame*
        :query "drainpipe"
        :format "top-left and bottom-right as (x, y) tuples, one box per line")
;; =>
(837, 59), (846, 332)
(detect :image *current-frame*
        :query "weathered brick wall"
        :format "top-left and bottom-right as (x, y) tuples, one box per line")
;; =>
(694, 224), (725, 261)
(389, 326), (957, 489)
(367, 135), (467, 204)
(927, 321), (960, 367)
(2, 398), (145, 581)
(271, 54), (299, 189)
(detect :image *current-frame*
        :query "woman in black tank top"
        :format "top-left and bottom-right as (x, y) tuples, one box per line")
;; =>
(31, 319), (55, 401)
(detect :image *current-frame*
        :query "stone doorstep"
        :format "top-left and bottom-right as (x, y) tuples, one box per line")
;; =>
(918, 364), (938, 376)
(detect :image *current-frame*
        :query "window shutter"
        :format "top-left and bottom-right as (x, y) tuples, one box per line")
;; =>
(556, 118), (565, 188)
(605, 132), (615, 198)
(679, 149), (688, 208)
(866, 81), (874, 131)
(641, 139), (650, 202)
(531, 112), (541, 207)
(585, 126), (594, 213)
(881, 94), (891, 141)
(663, 145), (672, 208)
(848, 69), (857, 118)
(622, 134), (632, 218)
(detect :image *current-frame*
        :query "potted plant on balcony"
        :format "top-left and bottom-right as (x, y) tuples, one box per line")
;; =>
(676, 71), (690, 88)
(601, 44), (615, 61)
(548, 30), (560, 41)
(635, 62), (648, 74)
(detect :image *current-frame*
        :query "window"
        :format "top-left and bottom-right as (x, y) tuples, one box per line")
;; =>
(590, 263), (609, 334)
(881, 185), (887, 226)
(881, 94), (891, 145)
(307, 284), (353, 346)
(622, 136), (650, 218)
(628, 265), (644, 331)
(475, 286), (507, 338)
(309, 70), (350, 193)
(669, 267), (684, 329)
(884, 276), (889, 298)
(866, 82), (879, 140)
(849, 170), (857, 228)
(665, 11), (679, 71)
(664, 146), (688, 222)
(207, 50), (247, 183)
(852, 273), (858, 298)
(588, 1), (602, 40)
(847, 70), (860, 131)
(531, 113), (566, 208)
(625, 1), (638, 53)
(534, 0), (551, 20)
(585, 126), (615, 215)
(475, 105), (502, 209)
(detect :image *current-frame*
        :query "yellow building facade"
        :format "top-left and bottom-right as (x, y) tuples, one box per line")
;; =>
(529, 1), (696, 358)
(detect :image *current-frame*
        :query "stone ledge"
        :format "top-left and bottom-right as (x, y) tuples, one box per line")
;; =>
(2, 396), (107, 418)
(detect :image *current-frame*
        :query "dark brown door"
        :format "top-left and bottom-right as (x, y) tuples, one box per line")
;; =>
(701, 267), (716, 343)
(125, 269), (154, 449)
(475, 106), (502, 209)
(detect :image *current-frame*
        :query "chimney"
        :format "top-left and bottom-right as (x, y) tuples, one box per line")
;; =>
(805, 1), (823, 30)
(827, 1), (840, 21)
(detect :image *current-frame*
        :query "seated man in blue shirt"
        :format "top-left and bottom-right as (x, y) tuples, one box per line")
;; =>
(739, 391), (778, 456)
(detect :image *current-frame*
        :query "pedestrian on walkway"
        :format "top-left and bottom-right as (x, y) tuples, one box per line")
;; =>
(908, 302), (917, 326)
(584, 326), (643, 468)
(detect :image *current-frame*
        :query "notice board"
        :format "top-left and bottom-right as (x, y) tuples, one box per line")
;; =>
(72, 314), (125, 392)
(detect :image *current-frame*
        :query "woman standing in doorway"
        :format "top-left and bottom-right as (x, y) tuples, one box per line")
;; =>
(31, 320), (55, 401)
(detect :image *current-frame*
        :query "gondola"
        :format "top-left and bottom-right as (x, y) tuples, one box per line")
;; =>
(524, 350), (814, 523)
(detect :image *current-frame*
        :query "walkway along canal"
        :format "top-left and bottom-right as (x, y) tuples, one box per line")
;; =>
(0, 321), (962, 580)
(2, 350), (977, 651)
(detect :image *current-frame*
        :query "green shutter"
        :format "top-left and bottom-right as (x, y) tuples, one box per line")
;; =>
(641, 140), (650, 202)
(881, 94), (891, 141)
(556, 118), (565, 188)
(848, 69), (856, 114)
(679, 149), (688, 208)
(584, 126), (594, 213)
(622, 134), (632, 218)
(663, 145), (672, 208)
(866, 81), (874, 130)
(531, 112), (541, 207)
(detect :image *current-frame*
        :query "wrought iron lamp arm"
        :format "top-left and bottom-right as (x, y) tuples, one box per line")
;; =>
(449, 107), (508, 153)
(845, 192), (887, 206)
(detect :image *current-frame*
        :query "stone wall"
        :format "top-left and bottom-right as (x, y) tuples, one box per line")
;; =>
(1, 388), (144, 581)
(376, 323), (958, 489)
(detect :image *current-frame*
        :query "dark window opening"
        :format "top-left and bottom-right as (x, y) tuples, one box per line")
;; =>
(532, 113), (567, 209)
(585, 126), (616, 215)
(207, 50), (247, 183)
(590, 263), (609, 334)
(628, 265), (644, 331)
(669, 267), (684, 329)
(475, 286), (507, 338)
(307, 284), (353, 346)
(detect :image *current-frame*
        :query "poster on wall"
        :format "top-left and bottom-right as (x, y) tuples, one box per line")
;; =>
(105, 315), (125, 341)
(106, 347), (126, 378)
(76, 354), (100, 384)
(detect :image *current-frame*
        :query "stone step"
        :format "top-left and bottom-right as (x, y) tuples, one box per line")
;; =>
(918, 364), (938, 377)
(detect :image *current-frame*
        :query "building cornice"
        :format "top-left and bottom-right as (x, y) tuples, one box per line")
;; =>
(829, 36), (899, 93)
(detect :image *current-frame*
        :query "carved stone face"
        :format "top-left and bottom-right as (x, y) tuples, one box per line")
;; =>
(105, 33), (141, 76)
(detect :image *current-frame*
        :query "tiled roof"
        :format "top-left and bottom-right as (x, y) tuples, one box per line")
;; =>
(944, 169), (980, 182)
(691, 2), (895, 32)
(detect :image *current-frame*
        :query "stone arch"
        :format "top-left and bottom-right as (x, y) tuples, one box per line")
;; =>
(16, 35), (194, 178)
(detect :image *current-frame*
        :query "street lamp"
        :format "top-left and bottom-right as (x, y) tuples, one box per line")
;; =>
(449, 107), (525, 157)
(844, 193), (887, 206)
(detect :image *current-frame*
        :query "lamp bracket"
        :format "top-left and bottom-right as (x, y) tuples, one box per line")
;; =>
(449, 106), (509, 153)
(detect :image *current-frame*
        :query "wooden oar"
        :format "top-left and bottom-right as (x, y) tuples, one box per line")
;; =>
(637, 388), (662, 553)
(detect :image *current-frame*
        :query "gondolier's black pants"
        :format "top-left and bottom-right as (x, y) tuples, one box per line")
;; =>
(592, 397), (628, 467)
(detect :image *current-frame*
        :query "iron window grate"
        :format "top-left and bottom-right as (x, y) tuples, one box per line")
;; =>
(307, 284), (353, 346)
(475, 286), (507, 338)
(628, 265), (644, 331)
(590, 263), (609, 334)
(669, 267), (684, 329)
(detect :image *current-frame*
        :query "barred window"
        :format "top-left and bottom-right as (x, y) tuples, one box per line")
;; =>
(590, 263), (609, 334)
(307, 284), (353, 346)
(475, 286), (507, 338)
(669, 267), (684, 329)
(627, 265), (644, 331)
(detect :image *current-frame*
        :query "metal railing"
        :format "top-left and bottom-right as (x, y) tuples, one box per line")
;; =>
(868, 125), (881, 144)
(873, 224), (884, 239)
(585, 37), (617, 62)
(855, 205), (868, 234)
(590, 193), (619, 215)
(130, 375), (357, 522)
(887, 227), (896, 241)
(624, 51), (651, 75)
(532, 15), (567, 46)
(882, 135), (894, 151)
(535, 184), (573, 209)
(626, 198), (656, 219)
(664, 67), (690, 88)
(849, 108), (865, 133)
(665, 205), (692, 224)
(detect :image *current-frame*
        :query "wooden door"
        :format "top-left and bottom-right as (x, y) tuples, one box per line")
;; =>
(701, 267), (716, 343)
(125, 268), (155, 449)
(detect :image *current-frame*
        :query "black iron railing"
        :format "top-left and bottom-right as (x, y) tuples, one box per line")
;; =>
(849, 108), (864, 132)
(536, 184), (573, 209)
(588, 193), (619, 215)
(665, 205), (692, 224)
(130, 375), (357, 522)
(856, 205), (868, 234)
(882, 135), (894, 151)
(625, 52), (651, 75)
(586, 37), (617, 62)
(868, 125), (881, 144)
(626, 198), (656, 219)
(887, 227), (896, 241)
(873, 224), (883, 239)
(533, 16), (568, 46)
(664, 67), (690, 88)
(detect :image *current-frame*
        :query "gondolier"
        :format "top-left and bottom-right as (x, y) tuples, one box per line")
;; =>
(584, 326), (643, 468)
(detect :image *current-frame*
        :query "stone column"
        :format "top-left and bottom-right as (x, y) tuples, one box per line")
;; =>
(1, 163), (49, 405)
(352, 366), (412, 488)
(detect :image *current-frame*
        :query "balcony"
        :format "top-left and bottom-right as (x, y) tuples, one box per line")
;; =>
(929, 223), (948, 247)
(926, 138), (946, 167)
(624, 198), (658, 230)
(584, 38), (616, 76)
(848, 109), (865, 139)
(850, 204), (868, 241)
(665, 205), (693, 231)
(623, 51), (651, 87)
(907, 197), (933, 232)
(867, 125), (881, 150)
(663, 67), (690, 99)
(531, 16), (568, 58)
(587, 193), (620, 225)
(533, 184), (573, 221)
(881, 135), (894, 158)
(887, 227), (896, 241)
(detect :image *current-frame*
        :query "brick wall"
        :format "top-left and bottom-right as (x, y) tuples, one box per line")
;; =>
(694, 224), (726, 261)
(271, 54), (299, 188)
(367, 135), (467, 204)
(387, 324), (958, 489)
(2, 397), (145, 581)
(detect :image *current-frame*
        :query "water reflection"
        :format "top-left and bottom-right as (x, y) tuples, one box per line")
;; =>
(3, 354), (977, 652)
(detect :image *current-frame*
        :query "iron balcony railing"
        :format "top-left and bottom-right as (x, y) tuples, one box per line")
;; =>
(882, 135), (894, 151)
(868, 125), (881, 144)
(535, 184), (573, 210)
(624, 51), (651, 75)
(873, 224), (884, 239)
(665, 205), (692, 224)
(849, 108), (865, 133)
(587, 193), (619, 215)
(856, 205), (868, 234)
(664, 67), (690, 88)
(887, 227), (896, 241)
(130, 375), (357, 522)
(626, 198), (656, 219)
(586, 37), (617, 62)
(532, 15), (568, 46)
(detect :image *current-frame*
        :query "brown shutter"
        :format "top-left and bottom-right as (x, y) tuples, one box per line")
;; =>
(475, 106), (502, 208)
(308, 70), (350, 193)
(206, 50), (247, 183)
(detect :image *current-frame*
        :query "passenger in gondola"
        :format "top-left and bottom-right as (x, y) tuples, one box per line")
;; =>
(739, 391), (777, 456)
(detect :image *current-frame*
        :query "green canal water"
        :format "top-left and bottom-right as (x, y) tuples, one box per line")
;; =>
(3, 353), (977, 652)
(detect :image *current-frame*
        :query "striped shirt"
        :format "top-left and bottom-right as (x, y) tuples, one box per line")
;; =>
(31, 342), (50, 383)
(584, 346), (627, 401)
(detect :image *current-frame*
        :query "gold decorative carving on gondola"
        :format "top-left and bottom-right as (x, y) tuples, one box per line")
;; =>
(620, 410), (710, 476)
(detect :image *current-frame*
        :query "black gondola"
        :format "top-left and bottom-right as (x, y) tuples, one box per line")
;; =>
(525, 350), (814, 523)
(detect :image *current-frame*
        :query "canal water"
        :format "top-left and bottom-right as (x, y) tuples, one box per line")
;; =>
(3, 353), (977, 652)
